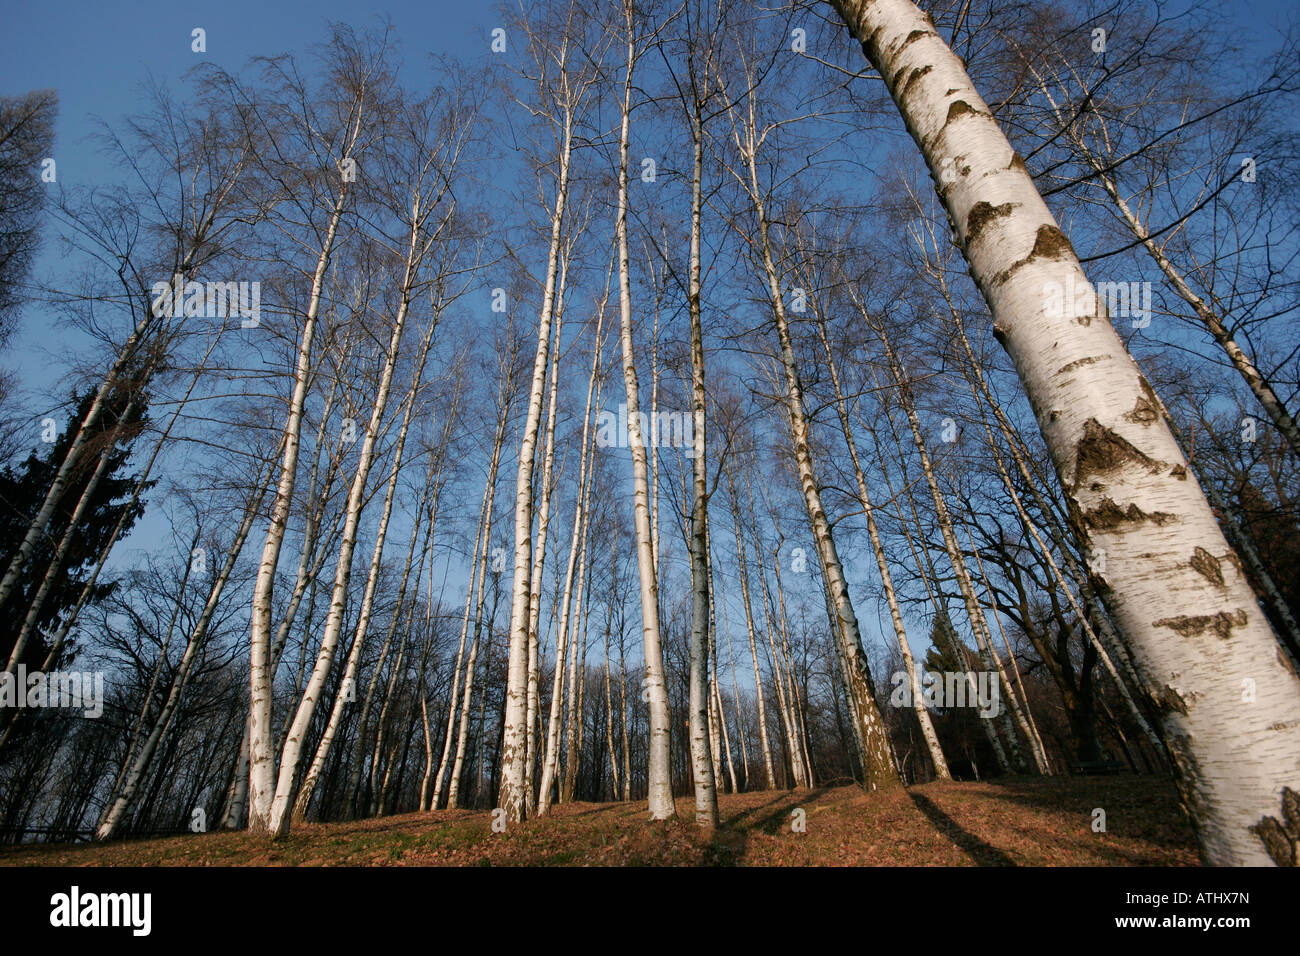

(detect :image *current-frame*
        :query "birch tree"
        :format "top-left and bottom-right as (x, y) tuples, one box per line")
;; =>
(245, 35), (380, 833)
(611, 0), (674, 819)
(829, 0), (1300, 863)
(498, 3), (601, 822)
(717, 34), (900, 791)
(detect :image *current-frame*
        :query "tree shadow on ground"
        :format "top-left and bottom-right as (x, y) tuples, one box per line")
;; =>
(975, 777), (1193, 844)
(701, 788), (833, 865)
(907, 790), (1018, 866)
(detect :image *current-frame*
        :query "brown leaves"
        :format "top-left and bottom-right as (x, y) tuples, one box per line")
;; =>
(0, 778), (1198, 868)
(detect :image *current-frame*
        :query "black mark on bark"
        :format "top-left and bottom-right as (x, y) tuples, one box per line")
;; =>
(966, 201), (1016, 245)
(1074, 418), (1165, 488)
(898, 30), (929, 55)
(1189, 547), (1225, 587)
(1157, 685), (1189, 716)
(945, 99), (986, 124)
(901, 64), (932, 99)
(1083, 497), (1175, 530)
(1058, 356), (1100, 374)
(991, 225), (1076, 286)
(1028, 224), (1074, 261)
(1252, 787), (1299, 866)
(1125, 385), (1160, 424)
(1153, 609), (1249, 640)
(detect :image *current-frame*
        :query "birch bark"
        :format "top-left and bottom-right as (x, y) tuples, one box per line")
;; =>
(247, 179), (351, 834)
(499, 45), (577, 821)
(830, 0), (1300, 863)
(614, 3), (673, 819)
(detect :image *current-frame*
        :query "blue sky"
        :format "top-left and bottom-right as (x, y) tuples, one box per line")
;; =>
(2, 0), (1294, 362)
(0, 2), (514, 601)
(0, 0), (497, 401)
(1, 1), (491, 188)
(7, 0), (1295, 196)
(1, 0), (1296, 671)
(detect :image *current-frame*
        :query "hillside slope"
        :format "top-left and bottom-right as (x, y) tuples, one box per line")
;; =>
(1, 776), (1198, 867)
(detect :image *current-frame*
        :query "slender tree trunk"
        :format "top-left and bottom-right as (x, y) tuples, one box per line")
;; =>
(448, 475), (502, 811)
(247, 180), (351, 834)
(808, 304), (951, 779)
(617, 629), (631, 803)
(739, 163), (899, 789)
(500, 99), (573, 824)
(433, 391), (509, 809)
(561, 529), (594, 805)
(874, 323), (1031, 772)
(613, 10), (673, 819)
(765, 532), (813, 787)
(526, 278), (567, 816)
(603, 621), (620, 800)
(685, 117), (718, 826)
(538, 316), (603, 814)
(419, 695), (435, 811)
(97, 466), (272, 839)
(870, 403), (1013, 773)
(267, 215), (419, 837)
(964, 521), (1053, 773)
(714, 532), (749, 790)
(725, 468), (776, 790)
(745, 489), (804, 788)
(293, 307), (442, 821)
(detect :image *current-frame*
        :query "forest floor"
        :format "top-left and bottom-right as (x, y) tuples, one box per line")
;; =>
(0, 775), (1197, 866)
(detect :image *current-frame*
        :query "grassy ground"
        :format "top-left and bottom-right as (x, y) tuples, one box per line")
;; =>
(0, 775), (1198, 866)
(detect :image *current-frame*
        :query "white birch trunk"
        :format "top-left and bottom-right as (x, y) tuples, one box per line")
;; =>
(292, 303), (440, 821)
(603, 638), (619, 799)
(752, 202), (899, 788)
(875, 317), (1031, 772)
(538, 314), (603, 814)
(687, 123), (718, 826)
(726, 471), (777, 789)
(614, 12), (673, 819)
(266, 223), (418, 836)
(446, 617), (484, 809)
(247, 182), (350, 833)
(810, 308), (951, 778)
(714, 536), (749, 789)
(525, 287), (565, 815)
(499, 99), (573, 822)
(831, 0), (1300, 863)
(966, 524), (1053, 773)
(746, 505), (805, 788)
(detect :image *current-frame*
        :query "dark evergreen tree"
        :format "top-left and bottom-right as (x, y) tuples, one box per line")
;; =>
(0, 380), (151, 674)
